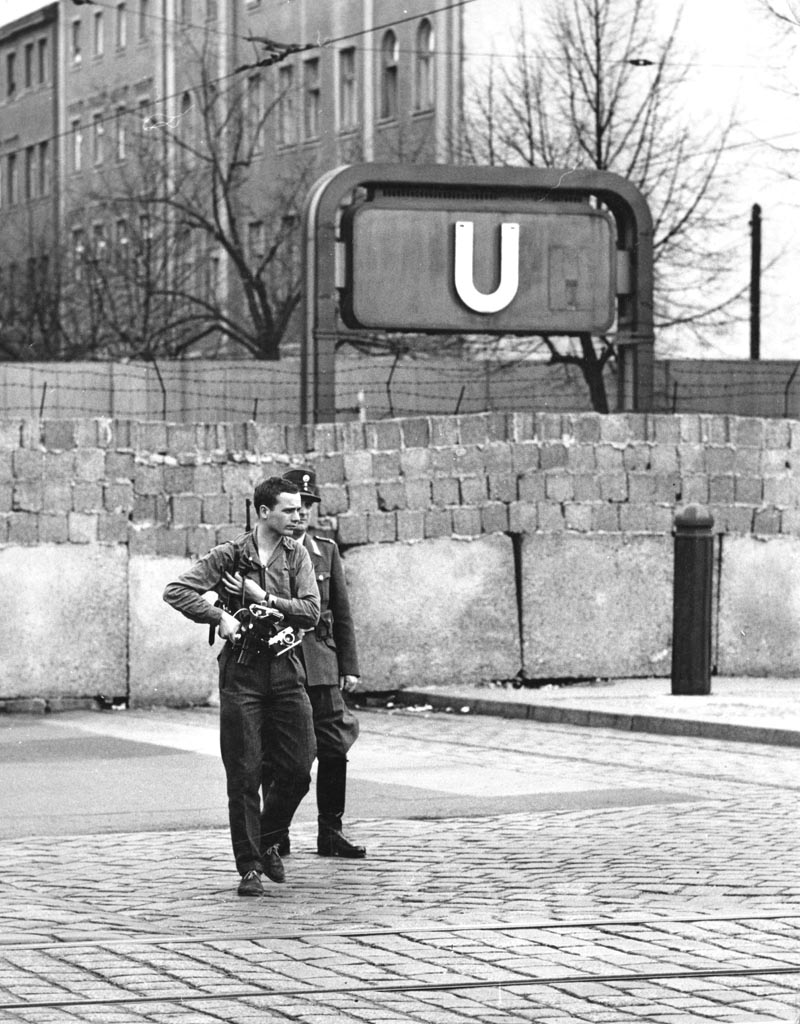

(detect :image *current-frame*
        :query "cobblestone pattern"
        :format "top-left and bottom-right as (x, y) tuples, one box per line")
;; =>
(1, 712), (799, 1022)
(1, 412), (799, 553)
(0, 918), (798, 1023)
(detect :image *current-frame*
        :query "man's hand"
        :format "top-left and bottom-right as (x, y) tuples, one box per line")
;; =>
(222, 571), (265, 604)
(340, 675), (360, 693)
(218, 610), (241, 642)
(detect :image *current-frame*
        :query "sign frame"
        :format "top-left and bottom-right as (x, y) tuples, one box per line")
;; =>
(301, 163), (654, 424)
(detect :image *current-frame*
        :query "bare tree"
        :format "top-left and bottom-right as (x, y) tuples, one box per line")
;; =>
(66, 38), (313, 362)
(461, 0), (744, 411)
(0, 217), (101, 361)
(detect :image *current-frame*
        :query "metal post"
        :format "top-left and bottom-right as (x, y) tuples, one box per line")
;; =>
(750, 203), (761, 361)
(671, 504), (714, 695)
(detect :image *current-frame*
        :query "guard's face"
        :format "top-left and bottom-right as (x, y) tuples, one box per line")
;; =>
(294, 497), (317, 535)
(262, 492), (302, 536)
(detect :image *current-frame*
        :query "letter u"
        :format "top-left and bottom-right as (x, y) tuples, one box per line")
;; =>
(454, 220), (520, 314)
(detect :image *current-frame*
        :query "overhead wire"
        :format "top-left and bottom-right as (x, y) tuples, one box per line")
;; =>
(5, 0), (479, 155)
(3, 0), (793, 164)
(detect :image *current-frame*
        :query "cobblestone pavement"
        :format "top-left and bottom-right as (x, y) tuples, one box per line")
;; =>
(0, 708), (798, 1023)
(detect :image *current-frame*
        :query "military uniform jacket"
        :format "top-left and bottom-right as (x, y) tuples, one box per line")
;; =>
(301, 533), (360, 687)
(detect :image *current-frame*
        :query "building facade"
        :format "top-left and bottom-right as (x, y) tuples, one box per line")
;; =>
(0, 0), (465, 360)
(0, 3), (59, 356)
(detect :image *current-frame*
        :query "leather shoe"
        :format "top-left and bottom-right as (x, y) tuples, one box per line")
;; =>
(277, 833), (291, 857)
(237, 870), (264, 897)
(263, 844), (285, 883)
(317, 828), (366, 859)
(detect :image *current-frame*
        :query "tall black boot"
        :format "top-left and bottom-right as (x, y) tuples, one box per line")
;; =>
(316, 757), (366, 858)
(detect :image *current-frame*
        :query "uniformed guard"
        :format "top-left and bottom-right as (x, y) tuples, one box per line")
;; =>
(279, 466), (366, 858)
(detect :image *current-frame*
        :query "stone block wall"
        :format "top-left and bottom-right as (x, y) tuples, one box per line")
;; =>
(2, 410), (800, 704)
(2, 411), (799, 553)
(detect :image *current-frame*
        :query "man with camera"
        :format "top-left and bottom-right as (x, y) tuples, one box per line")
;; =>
(163, 476), (319, 896)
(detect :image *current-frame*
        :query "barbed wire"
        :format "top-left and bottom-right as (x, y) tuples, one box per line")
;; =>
(2, 358), (800, 422)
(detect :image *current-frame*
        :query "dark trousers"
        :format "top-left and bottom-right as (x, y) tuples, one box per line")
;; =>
(307, 684), (360, 760)
(219, 646), (316, 875)
(262, 685), (359, 828)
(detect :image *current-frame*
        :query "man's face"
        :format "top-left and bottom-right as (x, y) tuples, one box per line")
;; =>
(294, 496), (317, 536)
(262, 491), (302, 536)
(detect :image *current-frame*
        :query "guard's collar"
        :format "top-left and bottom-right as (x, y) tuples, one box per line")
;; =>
(304, 532), (321, 557)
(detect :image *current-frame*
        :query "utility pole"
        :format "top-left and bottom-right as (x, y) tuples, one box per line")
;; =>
(750, 203), (761, 360)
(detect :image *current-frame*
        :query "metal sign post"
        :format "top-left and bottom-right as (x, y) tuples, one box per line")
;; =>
(301, 163), (654, 425)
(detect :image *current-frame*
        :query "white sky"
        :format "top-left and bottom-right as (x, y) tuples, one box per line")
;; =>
(2, 0), (799, 358)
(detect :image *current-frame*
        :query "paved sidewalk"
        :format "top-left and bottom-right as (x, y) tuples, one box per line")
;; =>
(392, 676), (800, 747)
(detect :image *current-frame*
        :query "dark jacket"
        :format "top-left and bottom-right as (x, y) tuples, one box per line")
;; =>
(163, 531), (320, 632)
(300, 532), (359, 687)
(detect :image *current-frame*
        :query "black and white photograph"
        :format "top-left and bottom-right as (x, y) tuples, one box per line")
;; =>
(0, 0), (799, 1020)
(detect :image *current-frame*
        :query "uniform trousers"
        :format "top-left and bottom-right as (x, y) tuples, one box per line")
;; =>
(307, 684), (360, 759)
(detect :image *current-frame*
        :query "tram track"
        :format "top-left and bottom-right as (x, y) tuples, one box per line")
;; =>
(1, 912), (798, 1015)
(0, 962), (797, 1013)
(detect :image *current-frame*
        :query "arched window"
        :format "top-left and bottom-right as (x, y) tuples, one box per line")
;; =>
(414, 19), (434, 111)
(380, 29), (398, 120)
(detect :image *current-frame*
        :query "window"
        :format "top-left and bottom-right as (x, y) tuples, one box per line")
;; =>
(116, 3), (127, 49)
(248, 220), (265, 263)
(92, 112), (104, 165)
(178, 0), (192, 22)
(93, 11), (104, 57)
(7, 152), (18, 206)
(338, 47), (357, 131)
(38, 38), (48, 84)
(207, 252), (220, 298)
(415, 19), (434, 110)
(24, 44), (34, 89)
(71, 227), (85, 281)
(277, 65), (295, 146)
(177, 92), (193, 163)
(115, 106), (126, 160)
(38, 141), (49, 196)
(114, 217), (129, 250)
(380, 30), (398, 120)
(245, 74), (263, 152)
(71, 19), (82, 65)
(206, 0), (218, 21)
(6, 52), (16, 100)
(92, 222), (106, 261)
(138, 0), (149, 41)
(303, 58), (320, 140)
(71, 118), (82, 171)
(138, 97), (152, 136)
(24, 145), (36, 201)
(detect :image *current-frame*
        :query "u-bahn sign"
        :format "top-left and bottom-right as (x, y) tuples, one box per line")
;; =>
(341, 199), (616, 334)
(301, 164), (654, 423)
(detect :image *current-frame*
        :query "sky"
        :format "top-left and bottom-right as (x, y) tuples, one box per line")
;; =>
(2, 0), (799, 359)
(463, 0), (800, 360)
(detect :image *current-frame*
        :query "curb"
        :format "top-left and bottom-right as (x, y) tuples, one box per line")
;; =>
(394, 691), (800, 748)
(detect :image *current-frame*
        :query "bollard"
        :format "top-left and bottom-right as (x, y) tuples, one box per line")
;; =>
(671, 504), (714, 695)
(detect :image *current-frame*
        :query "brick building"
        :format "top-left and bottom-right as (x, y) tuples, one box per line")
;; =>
(0, 3), (59, 355)
(0, 0), (464, 359)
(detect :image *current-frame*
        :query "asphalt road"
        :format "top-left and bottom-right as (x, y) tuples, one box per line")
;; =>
(0, 704), (703, 839)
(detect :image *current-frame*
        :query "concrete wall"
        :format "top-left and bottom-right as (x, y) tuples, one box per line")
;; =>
(716, 535), (800, 676)
(520, 534), (674, 679)
(2, 410), (800, 707)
